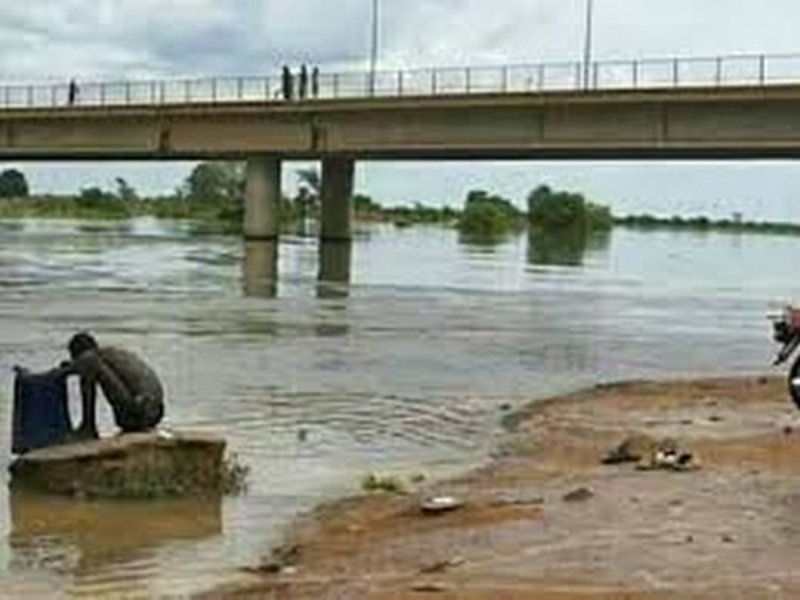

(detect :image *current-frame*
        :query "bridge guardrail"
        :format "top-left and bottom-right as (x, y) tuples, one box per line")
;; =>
(3, 52), (800, 109)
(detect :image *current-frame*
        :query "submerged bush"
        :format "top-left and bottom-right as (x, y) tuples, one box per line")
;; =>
(457, 189), (522, 238)
(527, 185), (612, 232)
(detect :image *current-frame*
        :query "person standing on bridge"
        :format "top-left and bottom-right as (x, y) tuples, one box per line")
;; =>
(311, 66), (320, 98)
(67, 79), (79, 106)
(281, 65), (293, 101)
(298, 65), (309, 100)
(58, 332), (165, 439)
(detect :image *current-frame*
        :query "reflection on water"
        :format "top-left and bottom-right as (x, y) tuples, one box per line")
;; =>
(457, 230), (514, 251)
(317, 240), (352, 298)
(1, 218), (798, 598)
(9, 491), (221, 570)
(5, 492), (222, 598)
(527, 227), (611, 267)
(242, 240), (279, 298)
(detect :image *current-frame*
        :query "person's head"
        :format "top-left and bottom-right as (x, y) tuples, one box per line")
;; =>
(68, 332), (98, 359)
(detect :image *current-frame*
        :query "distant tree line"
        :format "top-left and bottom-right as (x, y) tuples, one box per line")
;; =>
(5, 164), (799, 240)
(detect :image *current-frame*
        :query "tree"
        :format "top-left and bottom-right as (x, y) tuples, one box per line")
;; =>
(0, 169), (29, 198)
(115, 177), (138, 202)
(185, 162), (245, 203)
(295, 168), (321, 199)
(457, 189), (521, 238)
(527, 185), (612, 232)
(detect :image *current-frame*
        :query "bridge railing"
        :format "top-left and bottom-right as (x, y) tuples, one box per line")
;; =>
(3, 52), (800, 109)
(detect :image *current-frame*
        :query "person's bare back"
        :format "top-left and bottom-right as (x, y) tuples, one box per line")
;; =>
(64, 332), (164, 437)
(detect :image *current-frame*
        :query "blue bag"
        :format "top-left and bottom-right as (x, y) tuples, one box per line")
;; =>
(12, 368), (72, 455)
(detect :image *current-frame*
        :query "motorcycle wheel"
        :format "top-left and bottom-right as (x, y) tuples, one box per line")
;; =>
(789, 352), (800, 410)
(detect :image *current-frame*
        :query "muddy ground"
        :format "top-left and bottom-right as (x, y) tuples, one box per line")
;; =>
(202, 376), (800, 599)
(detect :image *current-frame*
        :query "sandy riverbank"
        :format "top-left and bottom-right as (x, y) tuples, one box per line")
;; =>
(202, 376), (800, 599)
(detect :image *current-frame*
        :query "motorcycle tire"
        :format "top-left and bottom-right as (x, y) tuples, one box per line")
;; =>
(789, 352), (800, 410)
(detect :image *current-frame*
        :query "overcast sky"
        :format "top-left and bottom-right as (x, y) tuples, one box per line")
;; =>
(3, 0), (800, 219)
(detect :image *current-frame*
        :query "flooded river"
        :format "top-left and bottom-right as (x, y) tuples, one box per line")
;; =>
(0, 217), (796, 598)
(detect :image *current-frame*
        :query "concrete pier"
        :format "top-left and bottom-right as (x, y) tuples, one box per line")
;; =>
(320, 157), (355, 242)
(243, 157), (281, 241)
(317, 241), (352, 298)
(243, 240), (279, 298)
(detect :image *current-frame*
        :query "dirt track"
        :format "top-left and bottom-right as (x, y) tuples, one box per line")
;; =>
(202, 376), (800, 600)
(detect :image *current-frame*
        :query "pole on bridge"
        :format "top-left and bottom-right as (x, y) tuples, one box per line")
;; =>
(369, 0), (379, 96)
(582, 0), (594, 90)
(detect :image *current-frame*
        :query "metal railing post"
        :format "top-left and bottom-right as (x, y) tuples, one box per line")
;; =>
(759, 55), (766, 85)
(538, 63), (545, 91)
(501, 66), (508, 93)
(632, 60), (639, 88)
(465, 67), (471, 93)
(576, 62), (582, 90)
(672, 58), (680, 87)
(264, 77), (270, 101)
(333, 73), (339, 98)
(431, 69), (437, 95)
(159, 81), (166, 104)
(125, 81), (131, 104)
(184, 80), (191, 102)
(592, 62), (599, 89)
(27, 86), (33, 107)
(3, 87), (8, 107)
(149, 81), (156, 104)
(715, 57), (723, 86)
(51, 85), (57, 107)
(397, 70), (403, 96)
(237, 77), (243, 100)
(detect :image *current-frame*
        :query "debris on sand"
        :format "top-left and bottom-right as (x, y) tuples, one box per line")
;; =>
(602, 434), (677, 464)
(563, 487), (594, 502)
(603, 434), (700, 472)
(411, 581), (449, 593)
(419, 556), (466, 574)
(420, 495), (465, 514)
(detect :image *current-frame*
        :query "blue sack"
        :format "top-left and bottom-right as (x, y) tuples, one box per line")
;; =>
(12, 368), (72, 455)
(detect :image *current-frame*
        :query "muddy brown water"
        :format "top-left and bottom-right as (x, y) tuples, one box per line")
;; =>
(0, 218), (793, 598)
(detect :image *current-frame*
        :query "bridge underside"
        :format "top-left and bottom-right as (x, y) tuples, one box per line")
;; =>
(1, 85), (800, 161)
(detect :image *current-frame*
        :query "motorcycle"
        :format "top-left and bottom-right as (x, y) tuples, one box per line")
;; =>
(771, 306), (800, 409)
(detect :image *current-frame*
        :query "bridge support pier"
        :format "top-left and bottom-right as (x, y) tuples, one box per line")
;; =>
(318, 157), (354, 296)
(244, 156), (282, 241)
(319, 157), (355, 242)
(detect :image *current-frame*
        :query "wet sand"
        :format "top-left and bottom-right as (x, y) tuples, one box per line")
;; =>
(203, 376), (800, 599)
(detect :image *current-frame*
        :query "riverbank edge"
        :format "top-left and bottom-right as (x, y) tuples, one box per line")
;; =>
(201, 373), (800, 599)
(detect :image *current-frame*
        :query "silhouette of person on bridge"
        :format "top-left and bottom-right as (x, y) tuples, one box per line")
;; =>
(281, 66), (293, 101)
(311, 66), (320, 98)
(67, 80), (79, 106)
(299, 65), (309, 100)
(58, 332), (165, 439)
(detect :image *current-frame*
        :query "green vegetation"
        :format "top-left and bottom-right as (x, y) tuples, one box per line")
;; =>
(615, 213), (800, 235)
(6, 164), (800, 243)
(457, 189), (523, 240)
(527, 185), (612, 232)
(0, 169), (29, 198)
(361, 473), (406, 494)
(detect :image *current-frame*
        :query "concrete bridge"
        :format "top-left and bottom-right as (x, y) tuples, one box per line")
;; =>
(2, 52), (800, 292)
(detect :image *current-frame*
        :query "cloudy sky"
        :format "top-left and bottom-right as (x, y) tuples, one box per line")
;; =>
(3, 0), (800, 218)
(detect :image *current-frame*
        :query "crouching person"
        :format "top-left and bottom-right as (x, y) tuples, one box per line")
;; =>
(62, 332), (164, 439)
